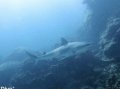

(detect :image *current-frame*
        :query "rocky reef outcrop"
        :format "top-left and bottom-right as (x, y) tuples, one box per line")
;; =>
(100, 18), (120, 62)
(10, 51), (102, 89)
(95, 18), (120, 89)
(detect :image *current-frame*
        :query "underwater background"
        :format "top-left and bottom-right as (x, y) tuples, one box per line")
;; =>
(0, 0), (120, 89)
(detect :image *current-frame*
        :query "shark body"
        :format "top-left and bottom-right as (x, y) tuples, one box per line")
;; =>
(0, 41), (91, 71)
(38, 42), (91, 60)
(25, 42), (91, 60)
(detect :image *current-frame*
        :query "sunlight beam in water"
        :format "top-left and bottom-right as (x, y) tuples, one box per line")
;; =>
(0, 0), (88, 56)
(0, 0), (84, 10)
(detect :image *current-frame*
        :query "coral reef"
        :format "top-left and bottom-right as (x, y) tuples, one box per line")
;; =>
(100, 18), (120, 61)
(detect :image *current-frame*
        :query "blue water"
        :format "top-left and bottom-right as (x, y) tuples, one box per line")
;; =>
(0, 0), (88, 57)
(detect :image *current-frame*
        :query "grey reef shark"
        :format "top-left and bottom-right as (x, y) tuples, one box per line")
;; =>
(0, 38), (91, 71)
(26, 38), (91, 61)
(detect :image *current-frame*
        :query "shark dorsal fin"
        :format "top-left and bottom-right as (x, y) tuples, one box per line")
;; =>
(61, 37), (68, 46)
